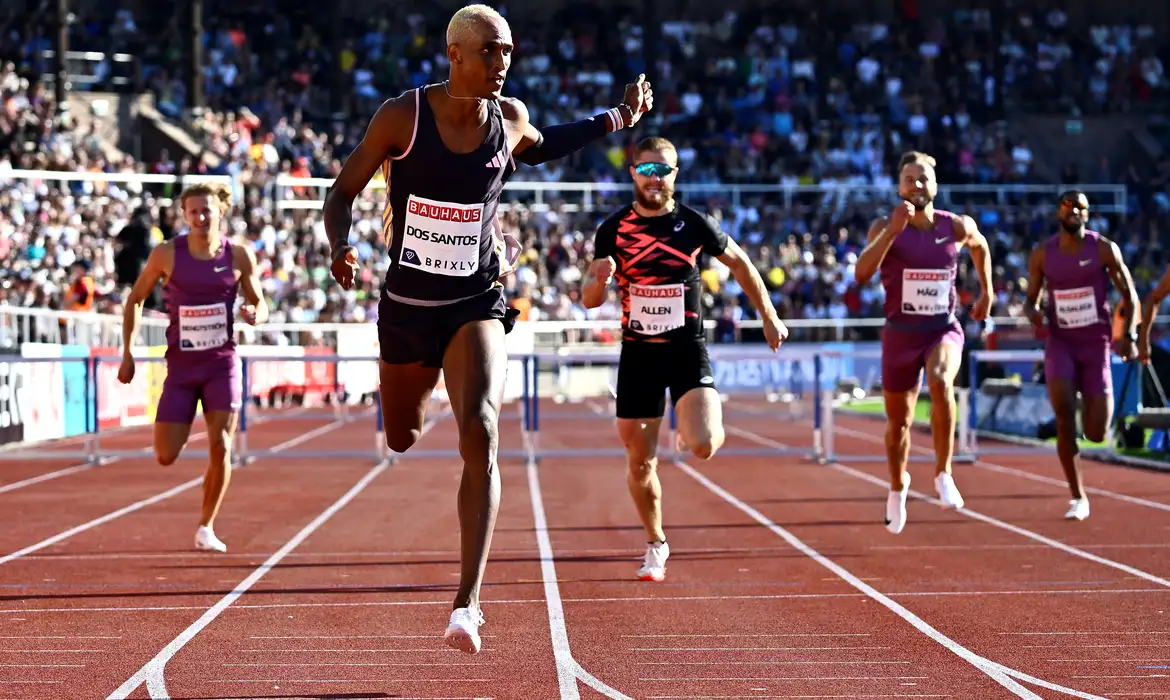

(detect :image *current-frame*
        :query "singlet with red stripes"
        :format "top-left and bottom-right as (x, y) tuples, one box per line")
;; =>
(593, 202), (729, 342)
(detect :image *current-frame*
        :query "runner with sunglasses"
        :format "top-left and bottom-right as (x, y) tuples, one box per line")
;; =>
(583, 136), (788, 582)
(325, 3), (653, 654)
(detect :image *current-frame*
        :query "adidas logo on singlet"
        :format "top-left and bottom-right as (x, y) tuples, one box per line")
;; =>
(485, 147), (509, 169)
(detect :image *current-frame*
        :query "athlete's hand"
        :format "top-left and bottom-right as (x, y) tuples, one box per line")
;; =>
(1117, 335), (1139, 363)
(888, 201), (915, 234)
(622, 74), (653, 126)
(593, 256), (617, 284)
(330, 245), (359, 291)
(239, 304), (259, 325)
(763, 313), (789, 352)
(1139, 334), (1153, 364)
(117, 353), (135, 385)
(971, 293), (992, 322)
(1024, 305), (1044, 330)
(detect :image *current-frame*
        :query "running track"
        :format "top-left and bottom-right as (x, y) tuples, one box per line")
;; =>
(2, 400), (1170, 699)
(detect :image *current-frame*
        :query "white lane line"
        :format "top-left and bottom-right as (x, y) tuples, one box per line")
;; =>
(0, 409), (293, 496)
(107, 413), (441, 700)
(731, 425), (1170, 589)
(830, 419), (1170, 513)
(674, 456), (1104, 700)
(527, 456), (633, 700)
(0, 416), (355, 568)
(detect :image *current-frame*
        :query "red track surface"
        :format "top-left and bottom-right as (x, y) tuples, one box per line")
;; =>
(3, 398), (1170, 699)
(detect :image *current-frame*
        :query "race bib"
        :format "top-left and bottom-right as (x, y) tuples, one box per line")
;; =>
(400, 195), (482, 277)
(1053, 286), (1098, 329)
(628, 283), (685, 335)
(179, 303), (229, 351)
(901, 269), (950, 315)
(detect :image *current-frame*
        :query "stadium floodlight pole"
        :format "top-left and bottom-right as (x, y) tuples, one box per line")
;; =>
(54, 0), (69, 123)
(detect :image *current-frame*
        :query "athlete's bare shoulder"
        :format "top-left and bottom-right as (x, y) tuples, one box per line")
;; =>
(329, 89), (419, 200)
(865, 215), (890, 243)
(497, 96), (529, 127)
(230, 240), (258, 269)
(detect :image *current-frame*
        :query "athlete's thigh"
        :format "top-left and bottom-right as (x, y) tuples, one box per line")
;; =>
(441, 317), (509, 430)
(199, 358), (243, 431)
(924, 330), (964, 388)
(202, 410), (239, 447)
(617, 415), (662, 463)
(615, 342), (668, 421)
(881, 327), (926, 395)
(670, 341), (722, 445)
(154, 372), (197, 458)
(378, 359), (443, 435)
(1076, 341), (1114, 438)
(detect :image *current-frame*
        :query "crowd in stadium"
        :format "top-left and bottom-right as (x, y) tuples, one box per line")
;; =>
(1, 4), (1169, 345)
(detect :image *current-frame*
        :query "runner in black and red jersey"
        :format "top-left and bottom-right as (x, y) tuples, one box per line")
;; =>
(582, 136), (787, 582)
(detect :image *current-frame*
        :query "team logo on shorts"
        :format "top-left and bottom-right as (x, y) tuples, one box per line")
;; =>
(402, 248), (421, 265)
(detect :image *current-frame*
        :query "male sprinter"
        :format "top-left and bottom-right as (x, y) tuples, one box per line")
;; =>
(119, 182), (268, 552)
(854, 151), (993, 534)
(324, 4), (653, 653)
(1025, 190), (1138, 521)
(583, 136), (787, 582)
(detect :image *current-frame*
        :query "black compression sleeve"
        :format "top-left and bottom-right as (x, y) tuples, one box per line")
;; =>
(515, 107), (626, 166)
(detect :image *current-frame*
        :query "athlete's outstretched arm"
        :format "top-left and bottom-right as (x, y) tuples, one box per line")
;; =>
(1101, 236), (1139, 359)
(1022, 246), (1046, 329)
(508, 75), (653, 165)
(716, 238), (788, 350)
(234, 244), (269, 326)
(957, 214), (993, 321)
(1139, 268), (1170, 363)
(121, 243), (169, 356)
(324, 96), (410, 289)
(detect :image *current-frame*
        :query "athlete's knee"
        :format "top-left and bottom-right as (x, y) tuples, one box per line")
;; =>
(1084, 424), (1107, 443)
(457, 402), (500, 460)
(385, 428), (423, 454)
(207, 430), (231, 463)
(155, 445), (181, 466)
(688, 428), (724, 460)
(627, 453), (658, 480)
(927, 363), (955, 395)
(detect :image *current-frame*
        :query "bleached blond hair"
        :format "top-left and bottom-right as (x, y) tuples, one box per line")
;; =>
(447, 4), (509, 46)
(179, 182), (232, 213)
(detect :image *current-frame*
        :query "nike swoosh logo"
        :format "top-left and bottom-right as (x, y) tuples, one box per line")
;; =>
(1079, 260), (1091, 266)
(935, 237), (948, 244)
(215, 266), (229, 272)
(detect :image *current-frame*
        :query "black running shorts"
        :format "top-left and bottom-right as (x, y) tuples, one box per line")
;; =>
(377, 286), (519, 368)
(615, 339), (717, 419)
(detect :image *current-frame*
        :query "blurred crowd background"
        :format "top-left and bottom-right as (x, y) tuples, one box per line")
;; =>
(1, 0), (1168, 347)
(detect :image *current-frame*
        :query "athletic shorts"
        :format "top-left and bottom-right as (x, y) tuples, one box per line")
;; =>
(881, 321), (965, 393)
(377, 286), (519, 368)
(1045, 334), (1112, 396)
(156, 355), (242, 424)
(615, 339), (716, 419)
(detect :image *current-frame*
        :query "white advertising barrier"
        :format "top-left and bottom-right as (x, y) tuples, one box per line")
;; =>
(17, 343), (67, 443)
(334, 321), (535, 404)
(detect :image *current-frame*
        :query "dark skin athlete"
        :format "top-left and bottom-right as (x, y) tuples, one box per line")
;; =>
(322, 13), (652, 617)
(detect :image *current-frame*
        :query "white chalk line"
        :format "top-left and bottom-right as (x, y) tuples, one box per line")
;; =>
(0, 408), (296, 496)
(107, 413), (443, 699)
(724, 423), (1145, 699)
(0, 412), (358, 568)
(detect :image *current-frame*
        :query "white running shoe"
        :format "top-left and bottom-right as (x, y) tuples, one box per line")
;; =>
(444, 607), (485, 654)
(637, 540), (670, 582)
(194, 526), (227, 553)
(934, 472), (965, 510)
(1064, 498), (1090, 521)
(885, 473), (910, 535)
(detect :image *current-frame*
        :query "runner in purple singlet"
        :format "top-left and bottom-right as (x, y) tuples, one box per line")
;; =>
(855, 151), (994, 534)
(1024, 191), (1138, 522)
(118, 183), (268, 552)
